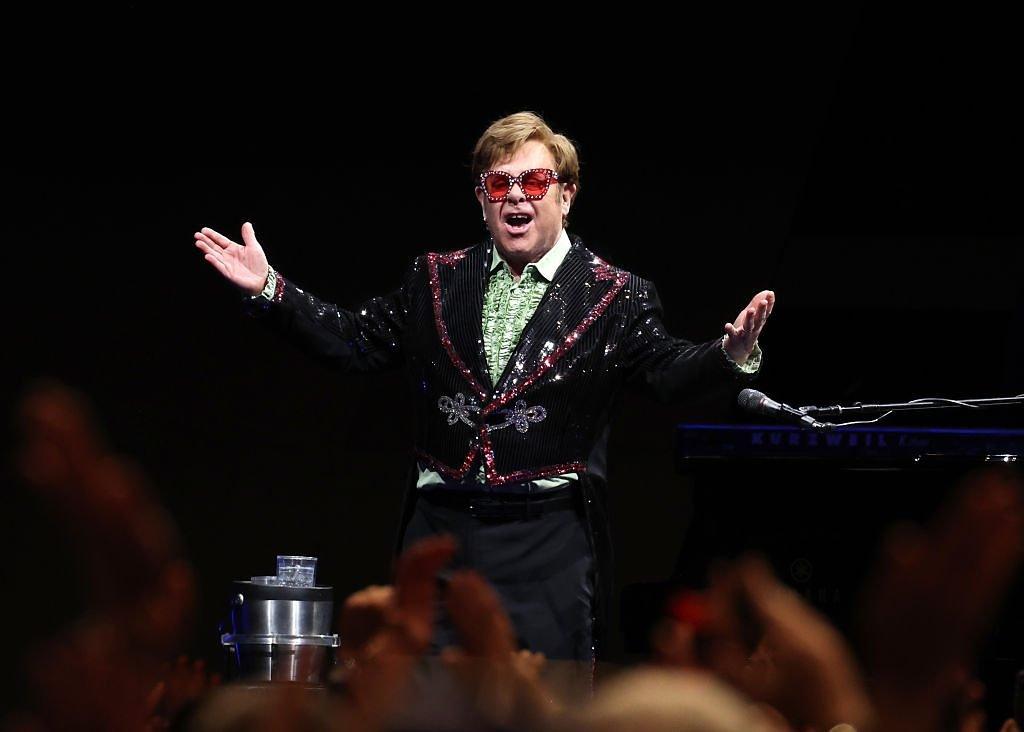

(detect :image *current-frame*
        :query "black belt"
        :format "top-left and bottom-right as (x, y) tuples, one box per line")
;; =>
(417, 487), (577, 520)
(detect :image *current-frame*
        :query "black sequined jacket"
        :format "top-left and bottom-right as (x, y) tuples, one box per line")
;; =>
(248, 235), (751, 487)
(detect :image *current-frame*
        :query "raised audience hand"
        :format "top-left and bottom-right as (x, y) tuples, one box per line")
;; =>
(860, 468), (1024, 732)
(701, 557), (873, 732)
(443, 569), (559, 727)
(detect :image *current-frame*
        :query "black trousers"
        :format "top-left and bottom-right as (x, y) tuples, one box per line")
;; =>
(402, 489), (595, 663)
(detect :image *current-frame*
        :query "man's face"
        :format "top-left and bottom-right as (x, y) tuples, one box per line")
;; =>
(476, 140), (576, 267)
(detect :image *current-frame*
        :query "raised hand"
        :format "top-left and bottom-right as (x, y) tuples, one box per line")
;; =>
(335, 535), (456, 726)
(701, 558), (873, 732)
(193, 222), (269, 295)
(442, 570), (560, 726)
(444, 569), (518, 660)
(724, 290), (775, 364)
(860, 468), (1024, 732)
(338, 585), (395, 659)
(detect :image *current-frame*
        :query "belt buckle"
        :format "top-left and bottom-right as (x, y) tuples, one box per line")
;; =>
(466, 496), (525, 520)
(467, 498), (495, 519)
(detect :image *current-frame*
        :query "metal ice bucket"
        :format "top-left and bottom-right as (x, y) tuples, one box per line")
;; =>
(221, 581), (340, 683)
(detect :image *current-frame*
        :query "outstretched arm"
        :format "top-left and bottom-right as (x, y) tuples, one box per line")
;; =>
(194, 223), (414, 373)
(622, 280), (772, 403)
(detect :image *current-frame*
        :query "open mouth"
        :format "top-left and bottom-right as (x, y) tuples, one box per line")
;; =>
(503, 212), (534, 235)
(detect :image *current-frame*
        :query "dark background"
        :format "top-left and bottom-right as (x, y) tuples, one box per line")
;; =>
(3, 3), (1023, 720)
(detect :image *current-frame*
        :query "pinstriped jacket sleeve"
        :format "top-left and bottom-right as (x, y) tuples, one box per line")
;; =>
(241, 258), (423, 373)
(620, 278), (759, 403)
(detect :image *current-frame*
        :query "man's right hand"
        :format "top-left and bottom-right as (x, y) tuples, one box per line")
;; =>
(193, 222), (269, 296)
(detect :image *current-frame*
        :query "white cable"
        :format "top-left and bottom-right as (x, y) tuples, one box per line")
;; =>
(832, 410), (895, 428)
(906, 397), (979, 409)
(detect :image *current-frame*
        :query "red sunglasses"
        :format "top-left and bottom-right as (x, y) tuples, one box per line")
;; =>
(478, 168), (564, 202)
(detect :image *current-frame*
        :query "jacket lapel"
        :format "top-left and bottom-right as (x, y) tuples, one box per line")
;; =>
(485, 240), (629, 414)
(427, 241), (491, 400)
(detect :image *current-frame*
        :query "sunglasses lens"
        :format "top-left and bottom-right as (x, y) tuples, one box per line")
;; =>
(521, 170), (551, 196)
(483, 173), (510, 198)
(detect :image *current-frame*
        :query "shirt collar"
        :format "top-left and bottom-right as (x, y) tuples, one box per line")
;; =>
(490, 229), (571, 282)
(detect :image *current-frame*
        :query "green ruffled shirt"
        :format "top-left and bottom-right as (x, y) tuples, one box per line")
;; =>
(416, 230), (760, 489)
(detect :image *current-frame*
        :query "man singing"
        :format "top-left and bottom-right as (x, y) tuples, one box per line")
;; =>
(193, 112), (773, 666)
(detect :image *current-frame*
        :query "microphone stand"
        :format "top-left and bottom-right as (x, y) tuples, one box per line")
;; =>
(798, 395), (1024, 420)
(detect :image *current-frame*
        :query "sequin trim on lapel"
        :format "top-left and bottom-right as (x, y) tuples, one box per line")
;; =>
(427, 246), (489, 401)
(481, 249), (629, 416)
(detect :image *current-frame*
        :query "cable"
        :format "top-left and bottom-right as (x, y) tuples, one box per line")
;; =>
(907, 397), (980, 409)
(832, 410), (895, 428)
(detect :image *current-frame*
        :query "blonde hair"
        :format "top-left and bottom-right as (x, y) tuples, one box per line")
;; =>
(472, 111), (581, 191)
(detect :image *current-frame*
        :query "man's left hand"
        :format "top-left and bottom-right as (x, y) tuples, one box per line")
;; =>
(724, 290), (775, 365)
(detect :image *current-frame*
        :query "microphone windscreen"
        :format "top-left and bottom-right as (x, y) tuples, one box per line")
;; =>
(737, 388), (764, 413)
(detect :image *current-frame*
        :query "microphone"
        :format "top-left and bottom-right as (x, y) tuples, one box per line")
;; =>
(737, 389), (833, 431)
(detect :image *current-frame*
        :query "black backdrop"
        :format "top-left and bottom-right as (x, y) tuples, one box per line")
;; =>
(3, 4), (1022, 713)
